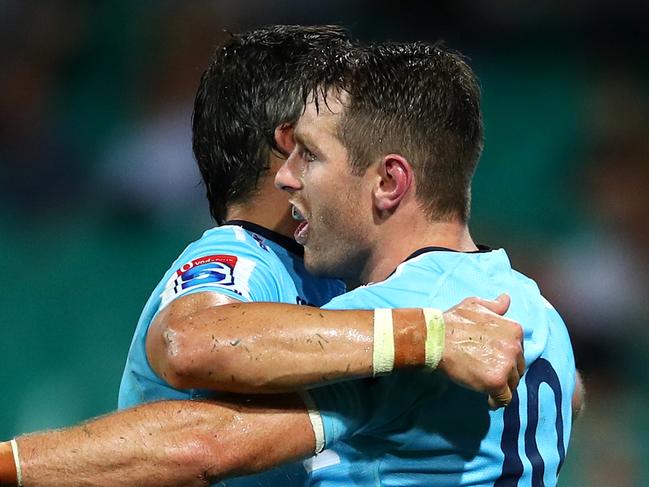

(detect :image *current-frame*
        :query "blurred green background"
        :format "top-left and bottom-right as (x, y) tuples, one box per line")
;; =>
(1, 1), (648, 485)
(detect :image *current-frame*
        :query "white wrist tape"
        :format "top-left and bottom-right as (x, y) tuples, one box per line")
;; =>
(422, 308), (445, 370)
(10, 439), (22, 487)
(372, 308), (395, 376)
(298, 391), (325, 454)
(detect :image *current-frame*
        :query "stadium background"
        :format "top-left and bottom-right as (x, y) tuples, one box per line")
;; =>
(1, 1), (648, 485)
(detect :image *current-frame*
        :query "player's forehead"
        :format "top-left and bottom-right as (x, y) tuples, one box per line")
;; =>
(294, 90), (345, 143)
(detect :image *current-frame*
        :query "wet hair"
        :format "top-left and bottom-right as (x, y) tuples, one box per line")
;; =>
(306, 42), (484, 222)
(193, 25), (351, 223)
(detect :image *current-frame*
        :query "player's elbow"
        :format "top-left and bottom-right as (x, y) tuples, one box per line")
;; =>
(149, 316), (243, 390)
(147, 313), (271, 393)
(164, 432), (239, 485)
(173, 431), (262, 483)
(158, 347), (197, 390)
(147, 317), (205, 389)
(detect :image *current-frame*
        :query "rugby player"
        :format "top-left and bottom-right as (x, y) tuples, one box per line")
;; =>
(271, 42), (578, 485)
(0, 31), (527, 487)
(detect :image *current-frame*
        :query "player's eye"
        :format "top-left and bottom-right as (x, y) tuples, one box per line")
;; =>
(302, 149), (317, 163)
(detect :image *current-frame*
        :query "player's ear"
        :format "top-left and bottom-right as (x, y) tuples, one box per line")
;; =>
(373, 154), (414, 213)
(274, 123), (295, 156)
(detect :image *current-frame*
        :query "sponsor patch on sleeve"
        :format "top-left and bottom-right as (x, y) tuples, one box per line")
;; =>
(160, 254), (255, 307)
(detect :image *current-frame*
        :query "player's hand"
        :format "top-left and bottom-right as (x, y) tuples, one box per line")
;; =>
(439, 294), (524, 409)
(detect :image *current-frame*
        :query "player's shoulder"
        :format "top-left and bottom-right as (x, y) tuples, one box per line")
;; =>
(365, 251), (453, 296)
(323, 252), (454, 310)
(174, 224), (282, 267)
(391, 250), (450, 279)
(171, 226), (270, 273)
(198, 224), (272, 251)
(158, 225), (292, 306)
(505, 264), (559, 313)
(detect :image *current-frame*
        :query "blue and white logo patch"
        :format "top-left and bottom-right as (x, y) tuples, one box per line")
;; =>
(160, 254), (255, 307)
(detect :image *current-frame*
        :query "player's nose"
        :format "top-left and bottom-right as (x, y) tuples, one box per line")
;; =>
(275, 151), (302, 192)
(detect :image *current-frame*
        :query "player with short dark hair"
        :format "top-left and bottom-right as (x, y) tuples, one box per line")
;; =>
(273, 41), (576, 485)
(193, 24), (351, 225)
(332, 42), (482, 222)
(116, 27), (353, 486)
(291, 41), (486, 281)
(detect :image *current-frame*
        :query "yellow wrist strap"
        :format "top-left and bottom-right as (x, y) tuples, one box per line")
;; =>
(372, 309), (395, 376)
(422, 308), (445, 370)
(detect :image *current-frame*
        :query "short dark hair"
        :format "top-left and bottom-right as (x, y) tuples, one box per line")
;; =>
(308, 42), (484, 222)
(192, 25), (351, 223)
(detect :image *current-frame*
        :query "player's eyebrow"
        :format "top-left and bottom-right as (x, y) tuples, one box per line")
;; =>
(294, 129), (321, 153)
(292, 129), (307, 146)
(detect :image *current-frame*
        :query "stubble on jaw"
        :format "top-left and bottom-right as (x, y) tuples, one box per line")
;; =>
(304, 179), (371, 281)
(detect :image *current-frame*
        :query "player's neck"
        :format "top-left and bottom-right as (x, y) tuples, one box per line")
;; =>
(225, 203), (297, 240)
(225, 158), (299, 240)
(362, 217), (477, 284)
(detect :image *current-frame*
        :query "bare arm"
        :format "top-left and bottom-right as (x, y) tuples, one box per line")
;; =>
(147, 292), (524, 407)
(147, 293), (374, 392)
(5, 395), (313, 487)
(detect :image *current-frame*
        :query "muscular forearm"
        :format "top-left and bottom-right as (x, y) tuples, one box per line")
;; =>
(149, 301), (434, 392)
(4, 396), (313, 487)
(148, 294), (524, 407)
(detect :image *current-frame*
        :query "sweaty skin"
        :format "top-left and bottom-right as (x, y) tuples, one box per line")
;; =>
(0, 294), (525, 487)
(3, 295), (524, 487)
(15, 395), (313, 487)
(147, 292), (524, 407)
(3, 369), (584, 487)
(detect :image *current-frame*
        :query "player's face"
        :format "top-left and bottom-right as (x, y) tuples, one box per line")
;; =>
(275, 95), (374, 279)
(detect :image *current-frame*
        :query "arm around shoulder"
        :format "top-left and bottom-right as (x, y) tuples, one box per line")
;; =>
(146, 294), (375, 393)
(12, 394), (315, 487)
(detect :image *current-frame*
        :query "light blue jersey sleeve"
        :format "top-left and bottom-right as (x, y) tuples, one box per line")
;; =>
(118, 225), (299, 409)
(159, 225), (293, 307)
(118, 226), (305, 487)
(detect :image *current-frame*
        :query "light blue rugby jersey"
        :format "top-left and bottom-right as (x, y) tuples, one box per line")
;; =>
(306, 247), (575, 487)
(118, 220), (345, 487)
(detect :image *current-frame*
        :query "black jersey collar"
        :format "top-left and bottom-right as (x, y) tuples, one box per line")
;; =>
(384, 244), (492, 279)
(404, 244), (492, 263)
(224, 220), (304, 257)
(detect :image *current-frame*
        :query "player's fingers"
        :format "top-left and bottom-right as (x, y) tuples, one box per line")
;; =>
(495, 293), (511, 312)
(473, 293), (511, 316)
(488, 385), (512, 410)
